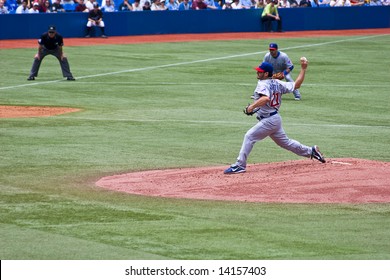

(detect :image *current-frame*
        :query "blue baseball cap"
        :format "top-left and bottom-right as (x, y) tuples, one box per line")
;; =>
(269, 43), (278, 50)
(254, 62), (273, 75)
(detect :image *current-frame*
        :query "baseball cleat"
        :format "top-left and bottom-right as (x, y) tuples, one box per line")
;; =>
(67, 77), (76, 81)
(27, 76), (35, 81)
(311, 145), (326, 163)
(224, 165), (246, 174)
(294, 97), (301, 101)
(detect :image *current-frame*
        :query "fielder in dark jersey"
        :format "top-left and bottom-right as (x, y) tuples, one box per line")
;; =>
(28, 25), (75, 81)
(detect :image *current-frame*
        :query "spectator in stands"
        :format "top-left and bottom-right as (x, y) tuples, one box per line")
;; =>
(231, 0), (243, 8)
(63, 0), (75, 5)
(261, 0), (282, 32)
(75, 0), (89, 11)
(85, 3), (107, 38)
(299, 0), (312, 6)
(15, 0), (29, 13)
(166, 0), (180, 9)
(151, 0), (164, 9)
(382, 0), (390, 5)
(102, 0), (116, 11)
(119, 0), (133, 10)
(4, 0), (17, 13)
(0, 0), (9, 13)
(143, 0), (151, 9)
(29, 2), (40, 13)
(233, 0), (245, 8)
(51, 0), (65, 12)
(255, 0), (266, 8)
(43, 0), (51, 12)
(330, 0), (351, 5)
(241, 0), (255, 8)
(310, 0), (320, 6)
(222, 0), (233, 8)
(179, 0), (192, 9)
(132, 0), (143, 10)
(369, 0), (383, 4)
(278, 0), (290, 7)
(160, 0), (168, 9)
(287, 0), (298, 6)
(192, 0), (210, 9)
(349, 0), (365, 5)
(37, 0), (47, 12)
(204, 0), (219, 8)
(85, 0), (97, 10)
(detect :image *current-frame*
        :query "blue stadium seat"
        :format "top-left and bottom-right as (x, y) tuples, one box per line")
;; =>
(63, 3), (76, 12)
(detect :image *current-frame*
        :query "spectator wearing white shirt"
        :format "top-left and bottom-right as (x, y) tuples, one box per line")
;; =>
(223, 0), (233, 8)
(330, 0), (351, 5)
(0, 1), (9, 13)
(0, 0), (9, 14)
(231, 0), (243, 8)
(85, 0), (97, 10)
(29, 2), (40, 13)
(132, 0), (143, 10)
(15, 0), (29, 13)
(102, 0), (116, 11)
(278, 0), (291, 6)
(151, 0), (164, 10)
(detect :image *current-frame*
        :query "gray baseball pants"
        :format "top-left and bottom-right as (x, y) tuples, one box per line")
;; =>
(285, 73), (301, 99)
(235, 114), (312, 168)
(29, 48), (73, 78)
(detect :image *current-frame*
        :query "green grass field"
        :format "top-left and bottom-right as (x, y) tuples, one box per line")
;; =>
(1, 34), (390, 260)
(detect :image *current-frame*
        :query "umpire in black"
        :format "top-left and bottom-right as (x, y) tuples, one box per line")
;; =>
(28, 25), (75, 81)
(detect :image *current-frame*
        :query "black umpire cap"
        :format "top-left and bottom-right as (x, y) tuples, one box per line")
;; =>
(48, 25), (56, 32)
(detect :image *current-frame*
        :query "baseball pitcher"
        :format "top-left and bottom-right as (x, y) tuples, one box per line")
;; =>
(224, 58), (325, 174)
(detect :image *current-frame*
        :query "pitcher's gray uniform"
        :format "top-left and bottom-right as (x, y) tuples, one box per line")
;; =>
(263, 43), (301, 100)
(224, 61), (325, 174)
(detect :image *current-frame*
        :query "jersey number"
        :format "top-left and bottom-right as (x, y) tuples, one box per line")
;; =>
(270, 93), (281, 107)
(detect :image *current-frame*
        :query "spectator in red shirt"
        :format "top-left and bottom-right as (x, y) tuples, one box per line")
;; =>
(75, 0), (89, 12)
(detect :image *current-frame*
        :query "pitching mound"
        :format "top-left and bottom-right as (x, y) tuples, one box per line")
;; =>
(0, 105), (80, 118)
(96, 158), (390, 204)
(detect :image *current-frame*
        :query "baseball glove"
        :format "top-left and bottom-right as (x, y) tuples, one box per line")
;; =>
(243, 104), (254, 116)
(272, 72), (284, 80)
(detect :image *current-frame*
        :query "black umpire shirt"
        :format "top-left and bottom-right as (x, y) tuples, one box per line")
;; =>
(39, 32), (64, 50)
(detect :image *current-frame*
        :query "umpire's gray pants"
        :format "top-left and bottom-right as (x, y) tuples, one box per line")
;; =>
(235, 114), (312, 168)
(29, 48), (73, 78)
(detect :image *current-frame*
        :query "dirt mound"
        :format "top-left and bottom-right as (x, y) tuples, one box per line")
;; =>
(0, 106), (80, 118)
(96, 158), (390, 204)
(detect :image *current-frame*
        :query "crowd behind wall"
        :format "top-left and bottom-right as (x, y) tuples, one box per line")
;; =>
(1, 2), (389, 39)
(1, 0), (390, 15)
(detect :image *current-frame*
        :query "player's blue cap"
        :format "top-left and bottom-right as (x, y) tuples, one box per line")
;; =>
(269, 43), (278, 50)
(254, 62), (273, 75)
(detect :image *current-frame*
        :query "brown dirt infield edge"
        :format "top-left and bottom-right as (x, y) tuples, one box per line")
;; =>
(0, 105), (80, 118)
(3, 29), (389, 203)
(96, 159), (390, 204)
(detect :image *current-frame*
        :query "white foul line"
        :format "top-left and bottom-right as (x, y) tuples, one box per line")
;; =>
(0, 34), (388, 91)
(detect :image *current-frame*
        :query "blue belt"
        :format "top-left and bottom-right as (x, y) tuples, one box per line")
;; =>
(257, 111), (278, 120)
